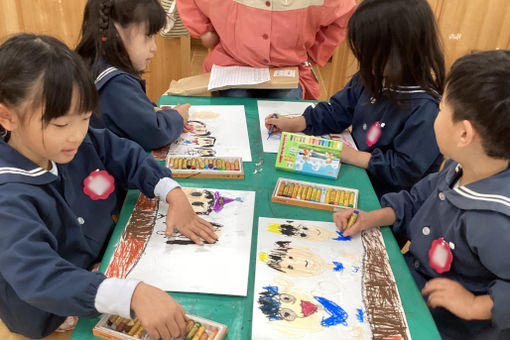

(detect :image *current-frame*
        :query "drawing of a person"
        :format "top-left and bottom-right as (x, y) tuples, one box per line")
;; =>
(182, 188), (243, 215)
(259, 241), (344, 277)
(156, 221), (223, 245)
(258, 283), (351, 336)
(267, 221), (352, 242)
(179, 136), (216, 147)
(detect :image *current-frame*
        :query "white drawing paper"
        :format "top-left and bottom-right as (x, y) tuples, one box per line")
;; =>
(208, 65), (270, 91)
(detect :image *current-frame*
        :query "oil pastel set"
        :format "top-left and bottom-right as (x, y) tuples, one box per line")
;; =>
(93, 313), (227, 340)
(275, 132), (343, 179)
(271, 177), (358, 211)
(166, 156), (244, 179)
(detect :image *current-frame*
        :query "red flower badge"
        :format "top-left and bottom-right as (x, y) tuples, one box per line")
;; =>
(83, 170), (115, 200)
(366, 121), (381, 147)
(428, 237), (453, 274)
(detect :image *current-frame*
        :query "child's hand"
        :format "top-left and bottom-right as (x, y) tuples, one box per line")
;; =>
(264, 114), (306, 133)
(130, 282), (187, 340)
(200, 31), (219, 49)
(173, 103), (192, 133)
(338, 145), (371, 169)
(333, 208), (369, 237)
(165, 188), (218, 245)
(422, 278), (492, 320)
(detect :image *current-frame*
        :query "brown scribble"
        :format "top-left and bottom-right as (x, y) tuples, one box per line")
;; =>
(361, 228), (409, 340)
(151, 145), (170, 161)
(105, 194), (158, 278)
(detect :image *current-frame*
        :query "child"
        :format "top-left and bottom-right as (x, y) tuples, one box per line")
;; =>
(266, 0), (444, 197)
(0, 34), (217, 339)
(176, 0), (356, 100)
(76, 0), (190, 151)
(335, 50), (510, 339)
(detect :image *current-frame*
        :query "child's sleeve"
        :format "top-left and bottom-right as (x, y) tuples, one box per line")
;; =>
(380, 170), (441, 234)
(367, 100), (441, 190)
(99, 74), (184, 150)
(0, 193), (106, 318)
(302, 75), (361, 135)
(465, 213), (510, 330)
(176, 0), (214, 37)
(308, 0), (356, 66)
(87, 128), (174, 198)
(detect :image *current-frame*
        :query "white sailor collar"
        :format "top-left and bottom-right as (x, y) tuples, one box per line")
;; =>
(443, 160), (510, 217)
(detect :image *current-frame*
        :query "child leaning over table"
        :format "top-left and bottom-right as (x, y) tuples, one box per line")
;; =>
(0, 34), (217, 339)
(335, 50), (510, 340)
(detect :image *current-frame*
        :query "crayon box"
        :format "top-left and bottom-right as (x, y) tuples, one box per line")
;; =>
(275, 132), (342, 179)
(166, 156), (244, 179)
(93, 313), (227, 340)
(271, 177), (358, 212)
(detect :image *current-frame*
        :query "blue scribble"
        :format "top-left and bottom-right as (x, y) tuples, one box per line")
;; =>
(258, 286), (282, 321)
(356, 308), (364, 322)
(333, 230), (352, 241)
(333, 261), (344, 272)
(314, 296), (348, 327)
(352, 266), (360, 273)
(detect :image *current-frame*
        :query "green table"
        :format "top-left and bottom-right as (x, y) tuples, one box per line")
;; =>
(71, 96), (439, 340)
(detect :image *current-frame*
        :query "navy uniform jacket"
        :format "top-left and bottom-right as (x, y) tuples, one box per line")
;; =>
(91, 65), (184, 151)
(302, 74), (442, 197)
(0, 128), (173, 338)
(382, 160), (510, 338)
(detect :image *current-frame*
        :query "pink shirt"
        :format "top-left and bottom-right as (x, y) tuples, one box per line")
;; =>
(177, 0), (356, 99)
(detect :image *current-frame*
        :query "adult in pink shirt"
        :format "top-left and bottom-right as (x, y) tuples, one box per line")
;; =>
(177, 0), (356, 100)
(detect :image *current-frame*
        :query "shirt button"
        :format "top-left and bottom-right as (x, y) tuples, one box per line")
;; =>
(422, 226), (430, 235)
(265, 1), (271, 6)
(77, 217), (85, 225)
(438, 192), (445, 200)
(449, 242), (455, 250)
(414, 260), (420, 269)
(262, 34), (268, 40)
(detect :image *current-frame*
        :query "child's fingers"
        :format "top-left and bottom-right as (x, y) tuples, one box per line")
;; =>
(192, 223), (217, 243)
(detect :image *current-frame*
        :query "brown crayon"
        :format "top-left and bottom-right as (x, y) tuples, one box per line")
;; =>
(207, 329), (219, 340)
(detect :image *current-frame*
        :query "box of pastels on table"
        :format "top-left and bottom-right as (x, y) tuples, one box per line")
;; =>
(166, 156), (244, 179)
(275, 132), (343, 180)
(93, 313), (227, 340)
(271, 177), (358, 212)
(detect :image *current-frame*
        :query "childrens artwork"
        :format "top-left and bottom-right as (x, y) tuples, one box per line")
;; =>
(252, 217), (411, 340)
(257, 100), (357, 153)
(152, 105), (252, 162)
(105, 187), (256, 296)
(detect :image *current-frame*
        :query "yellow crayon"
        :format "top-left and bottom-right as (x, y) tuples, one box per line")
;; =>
(207, 329), (219, 340)
(277, 182), (285, 196)
(192, 326), (206, 340)
(348, 191), (355, 207)
(191, 158), (197, 169)
(325, 189), (331, 204)
(315, 188), (322, 202)
(234, 160), (240, 170)
(226, 161), (231, 170)
(288, 184), (296, 197)
(334, 190), (341, 205)
(134, 326), (145, 339)
(346, 210), (359, 229)
(168, 158), (174, 168)
(185, 322), (201, 340)
(199, 332), (209, 340)
(291, 184), (299, 198)
(338, 190), (344, 206)
(343, 191), (350, 206)
(197, 157), (205, 169)
(296, 184), (304, 199)
(282, 184), (290, 197)
(221, 159), (226, 170)
(127, 319), (141, 336)
(305, 186), (313, 201)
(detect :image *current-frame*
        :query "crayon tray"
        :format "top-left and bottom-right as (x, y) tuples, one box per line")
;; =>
(166, 156), (244, 179)
(93, 313), (227, 340)
(271, 177), (358, 212)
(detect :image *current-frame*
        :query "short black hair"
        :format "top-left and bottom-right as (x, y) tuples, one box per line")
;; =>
(0, 34), (98, 139)
(76, 0), (166, 77)
(445, 50), (510, 160)
(347, 0), (444, 103)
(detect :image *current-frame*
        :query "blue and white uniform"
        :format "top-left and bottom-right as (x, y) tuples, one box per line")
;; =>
(303, 74), (443, 197)
(0, 128), (177, 338)
(382, 160), (510, 339)
(92, 65), (184, 151)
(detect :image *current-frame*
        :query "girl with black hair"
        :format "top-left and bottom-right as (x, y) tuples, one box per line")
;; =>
(0, 34), (216, 339)
(266, 0), (445, 198)
(76, 0), (190, 151)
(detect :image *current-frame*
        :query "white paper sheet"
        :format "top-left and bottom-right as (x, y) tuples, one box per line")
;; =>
(127, 188), (256, 296)
(208, 65), (271, 91)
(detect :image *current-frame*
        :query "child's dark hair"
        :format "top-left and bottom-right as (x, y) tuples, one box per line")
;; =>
(76, 0), (166, 77)
(347, 0), (444, 102)
(445, 50), (510, 160)
(0, 34), (98, 140)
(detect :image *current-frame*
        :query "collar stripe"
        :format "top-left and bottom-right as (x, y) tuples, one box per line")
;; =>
(95, 67), (118, 84)
(454, 187), (510, 208)
(0, 167), (47, 177)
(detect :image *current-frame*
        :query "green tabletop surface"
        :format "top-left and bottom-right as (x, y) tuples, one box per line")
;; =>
(71, 96), (440, 340)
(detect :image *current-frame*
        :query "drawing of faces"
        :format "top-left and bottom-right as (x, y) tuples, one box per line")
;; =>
(182, 188), (215, 215)
(258, 281), (348, 335)
(267, 222), (339, 242)
(259, 241), (342, 277)
(156, 221), (223, 245)
(187, 120), (210, 136)
(178, 136), (216, 147)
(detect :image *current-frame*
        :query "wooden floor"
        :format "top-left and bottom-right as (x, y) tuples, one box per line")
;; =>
(189, 38), (336, 101)
(0, 319), (71, 340)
